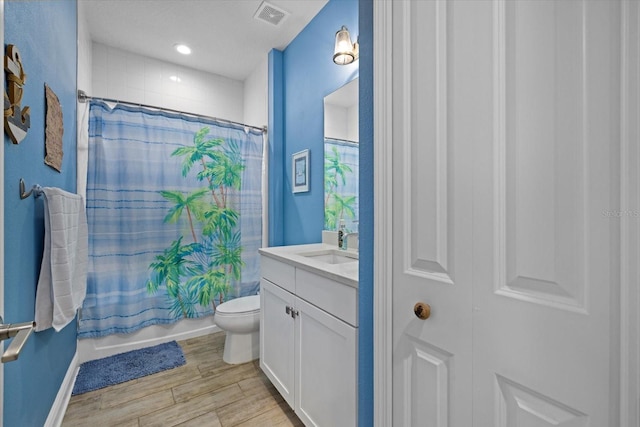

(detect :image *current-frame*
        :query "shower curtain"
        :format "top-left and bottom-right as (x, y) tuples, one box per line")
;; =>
(78, 101), (264, 338)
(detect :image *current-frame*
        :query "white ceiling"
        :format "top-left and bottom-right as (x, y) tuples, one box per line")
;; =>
(80, 0), (328, 81)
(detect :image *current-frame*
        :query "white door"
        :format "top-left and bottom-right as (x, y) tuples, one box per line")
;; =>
(388, 0), (621, 425)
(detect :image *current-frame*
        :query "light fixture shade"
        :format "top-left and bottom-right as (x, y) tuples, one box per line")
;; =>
(333, 26), (355, 65)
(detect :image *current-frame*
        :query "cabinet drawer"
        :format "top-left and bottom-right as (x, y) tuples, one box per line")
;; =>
(261, 256), (295, 293)
(296, 268), (358, 327)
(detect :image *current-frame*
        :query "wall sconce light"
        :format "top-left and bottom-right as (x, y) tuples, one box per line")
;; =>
(333, 26), (359, 65)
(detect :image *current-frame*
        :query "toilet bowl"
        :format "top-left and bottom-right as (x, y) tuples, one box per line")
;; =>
(214, 295), (260, 364)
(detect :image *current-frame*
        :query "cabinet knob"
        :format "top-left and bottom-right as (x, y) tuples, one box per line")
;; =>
(414, 302), (431, 320)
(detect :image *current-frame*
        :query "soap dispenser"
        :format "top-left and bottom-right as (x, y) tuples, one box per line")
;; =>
(338, 219), (346, 250)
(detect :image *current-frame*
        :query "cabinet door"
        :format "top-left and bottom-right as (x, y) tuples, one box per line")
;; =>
(295, 297), (357, 427)
(260, 278), (296, 408)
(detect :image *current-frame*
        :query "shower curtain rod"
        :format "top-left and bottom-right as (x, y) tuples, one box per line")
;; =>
(77, 90), (266, 133)
(325, 136), (359, 145)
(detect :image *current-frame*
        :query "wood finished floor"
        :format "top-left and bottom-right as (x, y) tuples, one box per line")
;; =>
(62, 332), (303, 427)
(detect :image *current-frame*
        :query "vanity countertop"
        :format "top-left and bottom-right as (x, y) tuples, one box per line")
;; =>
(259, 243), (358, 289)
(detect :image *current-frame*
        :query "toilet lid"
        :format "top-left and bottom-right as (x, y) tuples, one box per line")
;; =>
(216, 295), (260, 315)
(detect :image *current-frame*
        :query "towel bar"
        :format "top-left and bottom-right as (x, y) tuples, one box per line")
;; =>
(0, 316), (35, 362)
(19, 178), (42, 199)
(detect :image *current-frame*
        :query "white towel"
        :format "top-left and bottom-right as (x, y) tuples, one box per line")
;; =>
(34, 187), (88, 332)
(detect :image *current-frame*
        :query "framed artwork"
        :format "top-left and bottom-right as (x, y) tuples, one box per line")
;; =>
(292, 149), (310, 193)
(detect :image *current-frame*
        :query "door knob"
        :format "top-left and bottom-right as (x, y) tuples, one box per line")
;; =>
(414, 302), (431, 320)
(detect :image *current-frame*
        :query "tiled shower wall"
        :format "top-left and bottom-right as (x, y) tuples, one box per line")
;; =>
(91, 42), (246, 124)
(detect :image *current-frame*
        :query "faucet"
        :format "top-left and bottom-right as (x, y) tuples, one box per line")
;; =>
(343, 232), (359, 252)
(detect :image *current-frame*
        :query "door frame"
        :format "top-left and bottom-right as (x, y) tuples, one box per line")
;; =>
(372, 0), (392, 426)
(1, 0), (6, 423)
(621, 0), (640, 425)
(371, 0), (639, 425)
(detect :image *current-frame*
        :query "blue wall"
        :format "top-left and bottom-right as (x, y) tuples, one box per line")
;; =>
(269, 0), (373, 424)
(4, 1), (78, 425)
(279, 0), (359, 245)
(358, 0), (373, 425)
(268, 49), (285, 247)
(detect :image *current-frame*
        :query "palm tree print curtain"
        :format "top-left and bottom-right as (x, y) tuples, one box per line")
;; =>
(79, 101), (263, 338)
(324, 138), (359, 233)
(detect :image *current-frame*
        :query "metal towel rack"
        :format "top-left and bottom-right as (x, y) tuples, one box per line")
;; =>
(0, 317), (36, 362)
(7, 178), (39, 361)
(19, 178), (43, 199)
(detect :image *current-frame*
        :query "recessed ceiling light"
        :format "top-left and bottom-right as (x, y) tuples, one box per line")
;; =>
(169, 75), (181, 83)
(174, 44), (191, 55)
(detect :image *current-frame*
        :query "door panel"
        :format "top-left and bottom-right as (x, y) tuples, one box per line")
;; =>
(495, 375), (588, 427)
(391, 0), (474, 425)
(499, 0), (588, 312)
(395, 338), (452, 426)
(403, 0), (451, 283)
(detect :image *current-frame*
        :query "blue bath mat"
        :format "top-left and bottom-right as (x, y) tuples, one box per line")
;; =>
(72, 341), (186, 395)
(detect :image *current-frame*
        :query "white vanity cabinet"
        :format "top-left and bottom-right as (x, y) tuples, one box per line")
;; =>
(259, 249), (358, 427)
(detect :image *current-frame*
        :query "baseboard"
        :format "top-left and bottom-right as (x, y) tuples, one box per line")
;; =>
(77, 318), (220, 363)
(45, 350), (79, 427)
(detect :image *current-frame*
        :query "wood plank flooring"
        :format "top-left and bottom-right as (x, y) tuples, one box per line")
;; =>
(62, 332), (303, 427)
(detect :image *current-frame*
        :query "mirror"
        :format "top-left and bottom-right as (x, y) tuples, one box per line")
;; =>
(324, 78), (359, 233)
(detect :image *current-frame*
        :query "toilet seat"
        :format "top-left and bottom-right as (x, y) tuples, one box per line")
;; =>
(216, 295), (260, 315)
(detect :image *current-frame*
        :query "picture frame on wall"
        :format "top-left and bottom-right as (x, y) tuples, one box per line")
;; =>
(292, 149), (310, 193)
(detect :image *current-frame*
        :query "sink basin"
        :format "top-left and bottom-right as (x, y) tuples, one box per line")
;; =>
(299, 249), (358, 265)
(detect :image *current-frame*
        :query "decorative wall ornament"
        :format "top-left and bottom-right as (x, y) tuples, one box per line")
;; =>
(44, 84), (63, 171)
(292, 149), (310, 193)
(4, 44), (31, 144)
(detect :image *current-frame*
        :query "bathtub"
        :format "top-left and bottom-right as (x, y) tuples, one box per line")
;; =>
(77, 317), (219, 362)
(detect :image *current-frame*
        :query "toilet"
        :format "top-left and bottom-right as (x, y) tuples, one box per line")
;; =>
(214, 295), (260, 364)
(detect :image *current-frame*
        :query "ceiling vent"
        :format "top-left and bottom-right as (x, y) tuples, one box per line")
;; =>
(254, 1), (289, 27)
